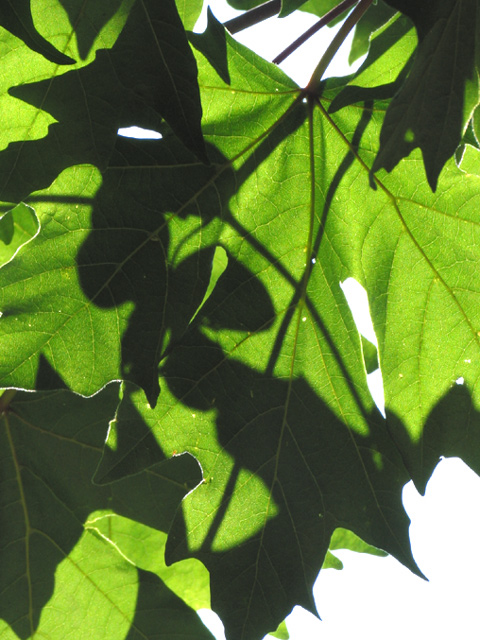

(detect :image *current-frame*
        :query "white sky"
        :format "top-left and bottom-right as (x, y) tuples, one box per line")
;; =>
(190, 3), (480, 640)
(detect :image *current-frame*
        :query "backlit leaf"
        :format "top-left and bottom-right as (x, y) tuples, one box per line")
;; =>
(0, 0), (74, 64)
(0, 385), (206, 638)
(1, 2), (480, 639)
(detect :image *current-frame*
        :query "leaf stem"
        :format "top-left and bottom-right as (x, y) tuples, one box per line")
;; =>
(224, 0), (281, 34)
(273, 0), (358, 65)
(306, 0), (373, 94)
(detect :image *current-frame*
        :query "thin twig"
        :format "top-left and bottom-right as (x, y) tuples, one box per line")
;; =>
(307, 0), (373, 94)
(273, 0), (358, 65)
(224, 0), (281, 34)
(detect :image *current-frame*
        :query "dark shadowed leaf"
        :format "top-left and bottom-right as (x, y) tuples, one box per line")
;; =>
(373, 0), (480, 190)
(0, 158), (220, 402)
(1, 2), (480, 640)
(1, 0), (205, 197)
(0, 384), (208, 638)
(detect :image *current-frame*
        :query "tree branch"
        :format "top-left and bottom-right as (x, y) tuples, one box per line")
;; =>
(273, 0), (358, 65)
(307, 0), (373, 93)
(224, 0), (281, 34)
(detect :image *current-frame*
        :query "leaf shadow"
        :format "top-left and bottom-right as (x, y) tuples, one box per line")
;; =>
(57, 0), (126, 60)
(73, 102), (306, 405)
(160, 266), (421, 639)
(124, 568), (215, 640)
(0, 368), (203, 638)
(386, 381), (480, 495)
(0, 0), (205, 207)
(74, 139), (223, 405)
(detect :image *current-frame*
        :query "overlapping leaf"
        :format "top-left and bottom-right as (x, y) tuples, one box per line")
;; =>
(225, 0), (272, 11)
(2, 2), (480, 640)
(328, 11), (416, 111)
(0, 0), (208, 402)
(0, 385), (210, 638)
(0, 0), (205, 205)
(354, 144), (480, 492)
(0, 157), (223, 402)
(0, 203), (37, 265)
(90, 514), (211, 611)
(348, 0), (398, 64)
(90, 20), (425, 640)
(0, 0), (74, 64)
(175, 0), (205, 30)
(99, 18), (480, 639)
(373, 0), (480, 190)
(320, 16), (480, 489)
(56, 0), (132, 60)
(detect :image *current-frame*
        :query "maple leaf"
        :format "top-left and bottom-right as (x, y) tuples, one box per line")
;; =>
(0, 382), (210, 638)
(1, 2), (480, 639)
(372, 0), (480, 190)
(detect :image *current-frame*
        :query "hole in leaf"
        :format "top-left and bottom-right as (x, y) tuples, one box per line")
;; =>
(367, 369), (385, 417)
(117, 126), (163, 139)
(340, 278), (377, 345)
(340, 278), (385, 414)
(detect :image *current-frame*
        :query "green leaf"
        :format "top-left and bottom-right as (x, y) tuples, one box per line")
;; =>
(290, 0), (348, 22)
(189, 7), (231, 85)
(0, 209), (14, 245)
(90, 514), (211, 611)
(328, 11), (416, 111)
(328, 527), (387, 557)
(269, 620), (290, 640)
(175, 0), (205, 30)
(0, 13), (294, 400)
(322, 551), (344, 570)
(0, 0), (205, 196)
(55, 0), (134, 61)
(372, 0), (480, 190)
(336, 126), (480, 491)
(322, 527), (387, 570)
(349, 0), (397, 64)
(89, 28), (428, 640)
(4, 526), (214, 640)
(0, 203), (38, 265)
(3, 2), (480, 640)
(0, 0), (75, 64)
(0, 384), (205, 638)
(225, 0), (268, 10)
(0, 161), (219, 402)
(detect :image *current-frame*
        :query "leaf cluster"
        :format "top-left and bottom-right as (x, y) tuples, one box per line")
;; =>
(1, 1), (480, 639)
